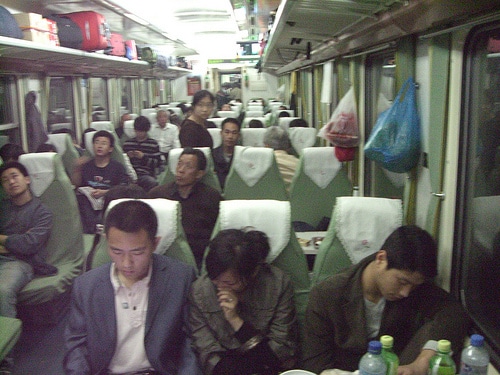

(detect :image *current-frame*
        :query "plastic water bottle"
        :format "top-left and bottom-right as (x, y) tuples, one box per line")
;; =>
(380, 335), (399, 375)
(359, 341), (387, 375)
(460, 334), (489, 375)
(429, 340), (456, 375)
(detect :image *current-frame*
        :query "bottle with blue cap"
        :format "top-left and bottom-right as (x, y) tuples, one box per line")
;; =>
(460, 334), (489, 375)
(359, 340), (387, 375)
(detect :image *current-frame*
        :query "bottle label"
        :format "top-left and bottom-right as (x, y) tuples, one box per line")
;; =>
(360, 370), (386, 375)
(387, 362), (398, 375)
(460, 363), (488, 375)
(430, 364), (455, 375)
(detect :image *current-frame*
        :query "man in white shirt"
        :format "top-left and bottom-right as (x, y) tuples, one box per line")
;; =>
(64, 200), (201, 375)
(149, 109), (180, 159)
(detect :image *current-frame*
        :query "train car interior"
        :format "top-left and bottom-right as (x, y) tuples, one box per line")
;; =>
(1, 0), (500, 374)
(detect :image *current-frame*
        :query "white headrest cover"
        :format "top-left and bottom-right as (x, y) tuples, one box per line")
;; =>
(123, 120), (135, 138)
(472, 196), (500, 250)
(217, 111), (236, 118)
(243, 117), (266, 127)
(19, 153), (56, 197)
(301, 147), (341, 188)
(85, 131), (97, 154)
(147, 112), (158, 125)
(47, 133), (68, 154)
(246, 110), (264, 117)
(334, 197), (403, 264)
(220, 200), (290, 263)
(288, 127), (317, 154)
(241, 128), (266, 147)
(141, 108), (157, 116)
(278, 117), (300, 130)
(207, 128), (222, 148)
(233, 146), (273, 187)
(106, 198), (178, 253)
(207, 118), (225, 128)
(91, 121), (113, 132)
(167, 147), (211, 173)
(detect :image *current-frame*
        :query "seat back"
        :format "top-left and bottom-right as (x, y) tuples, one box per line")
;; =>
(230, 102), (243, 114)
(49, 122), (72, 132)
(246, 110), (264, 117)
(84, 130), (127, 167)
(159, 147), (221, 192)
(47, 133), (80, 177)
(167, 107), (184, 120)
(290, 147), (352, 229)
(311, 196), (403, 285)
(207, 117), (225, 128)
(277, 109), (294, 118)
(141, 108), (157, 117)
(209, 199), (311, 327)
(123, 119), (136, 139)
(207, 128), (222, 148)
(216, 110), (237, 119)
(147, 112), (158, 126)
(240, 128), (267, 147)
(88, 198), (197, 271)
(18, 153), (84, 305)
(288, 127), (318, 155)
(242, 116), (266, 128)
(278, 117), (301, 130)
(224, 146), (288, 200)
(0, 135), (9, 148)
(90, 121), (114, 132)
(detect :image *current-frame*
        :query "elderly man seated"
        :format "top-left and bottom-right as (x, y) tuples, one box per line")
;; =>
(263, 126), (299, 193)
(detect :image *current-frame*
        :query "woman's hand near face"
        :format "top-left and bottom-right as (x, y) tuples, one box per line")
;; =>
(217, 289), (243, 331)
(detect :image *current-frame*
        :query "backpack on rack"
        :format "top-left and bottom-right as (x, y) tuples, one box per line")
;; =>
(46, 15), (83, 49)
(0, 6), (23, 39)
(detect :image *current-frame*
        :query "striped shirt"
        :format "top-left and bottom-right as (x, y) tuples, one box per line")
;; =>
(123, 137), (161, 177)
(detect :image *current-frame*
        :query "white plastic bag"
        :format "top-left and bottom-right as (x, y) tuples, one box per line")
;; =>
(318, 86), (359, 147)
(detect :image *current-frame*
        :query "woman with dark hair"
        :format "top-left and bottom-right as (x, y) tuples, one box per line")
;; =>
(189, 229), (298, 375)
(179, 90), (215, 148)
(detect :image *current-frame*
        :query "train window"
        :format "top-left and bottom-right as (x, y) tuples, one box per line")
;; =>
(459, 25), (500, 362)
(90, 78), (109, 122)
(0, 75), (20, 145)
(47, 77), (74, 133)
(364, 53), (404, 199)
(140, 79), (150, 109)
(120, 78), (132, 115)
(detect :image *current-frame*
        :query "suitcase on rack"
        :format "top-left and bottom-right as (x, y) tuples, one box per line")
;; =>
(47, 15), (82, 49)
(60, 11), (110, 51)
(106, 33), (125, 56)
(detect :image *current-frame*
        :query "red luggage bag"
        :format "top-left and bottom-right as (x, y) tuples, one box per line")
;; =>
(61, 11), (110, 51)
(107, 33), (125, 56)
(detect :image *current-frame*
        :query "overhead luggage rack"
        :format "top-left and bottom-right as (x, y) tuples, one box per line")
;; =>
(0, 36), (191, 79)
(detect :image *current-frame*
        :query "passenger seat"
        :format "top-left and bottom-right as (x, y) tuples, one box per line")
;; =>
(18, 152), (84, 324)
(87, 198), (196, 272)
(223, 146), (288, 201)
(311, 196), (403, 285)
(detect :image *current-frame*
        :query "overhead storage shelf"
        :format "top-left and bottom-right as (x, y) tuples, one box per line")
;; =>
(0, 36), (192, 79)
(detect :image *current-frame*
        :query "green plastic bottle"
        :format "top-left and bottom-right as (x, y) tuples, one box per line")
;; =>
(381, 335), (399, 375)
(429, 340), (457, 375)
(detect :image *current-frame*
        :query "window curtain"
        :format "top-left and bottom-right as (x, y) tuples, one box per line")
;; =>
(424, 34), (451, 237)
(395, 36), (417, 225)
